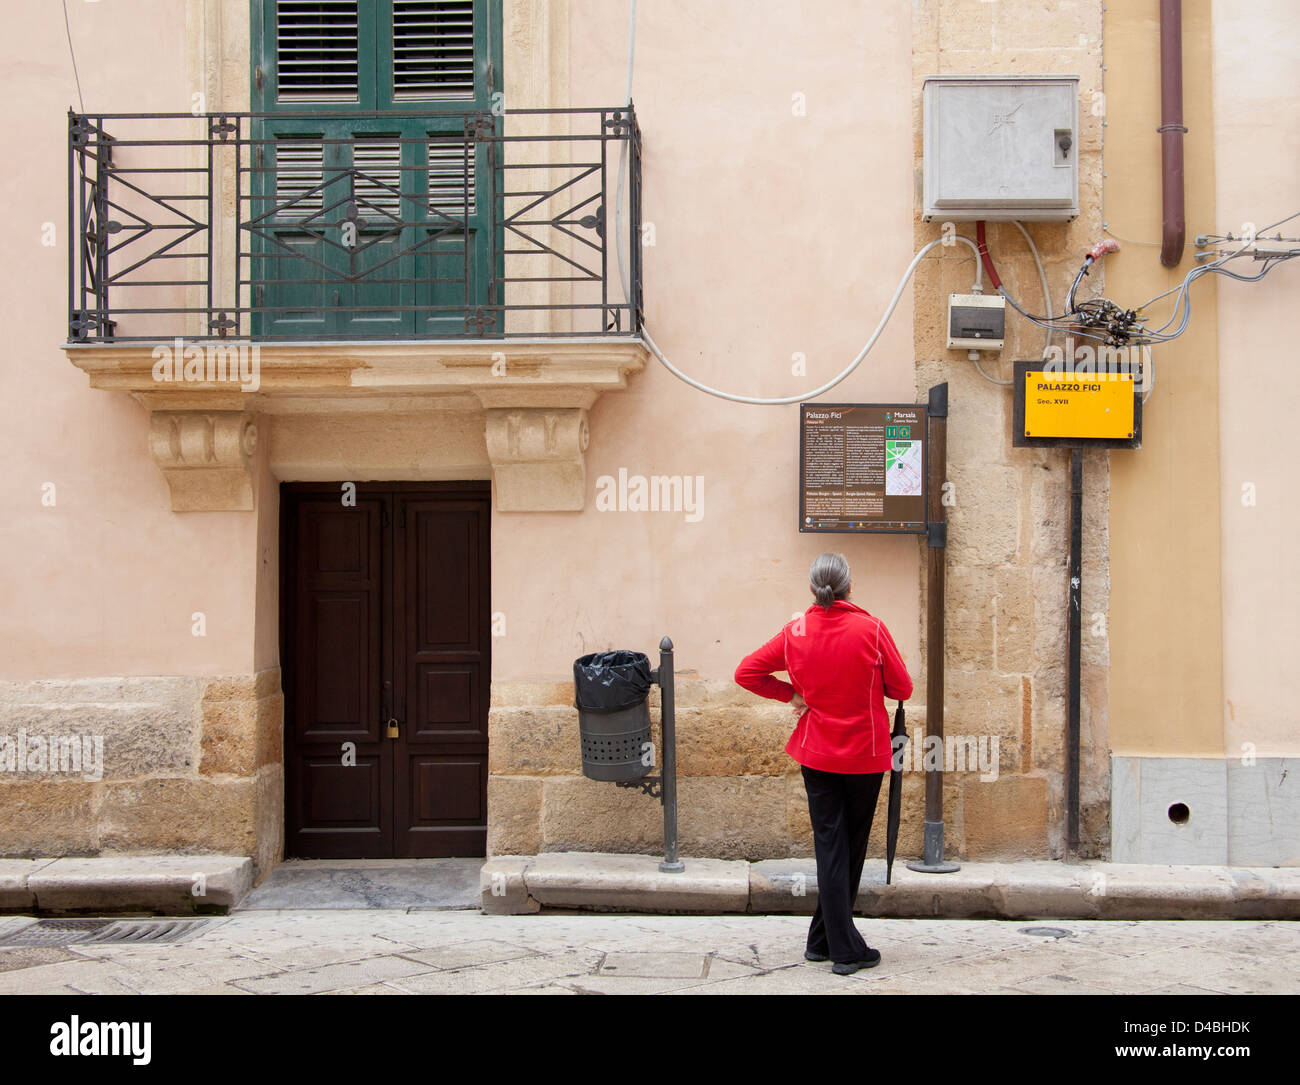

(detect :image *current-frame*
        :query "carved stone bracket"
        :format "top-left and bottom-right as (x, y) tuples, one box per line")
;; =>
(148, 411), (258, 512)
(484, 407), (589, 511)
(64, 340), (648, 513)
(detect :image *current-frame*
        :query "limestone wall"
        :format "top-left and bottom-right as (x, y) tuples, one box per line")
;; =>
(907, 0), (1110, 858)
(0, 672), (283, 880)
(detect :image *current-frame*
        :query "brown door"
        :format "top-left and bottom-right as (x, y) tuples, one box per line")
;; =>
(281, 482), (490, 858)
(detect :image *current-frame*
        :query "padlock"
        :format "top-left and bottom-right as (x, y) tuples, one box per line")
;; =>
(386, 719), (399, 739)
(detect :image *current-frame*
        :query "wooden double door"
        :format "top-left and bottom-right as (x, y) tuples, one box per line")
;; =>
(281, 482), (489, 858)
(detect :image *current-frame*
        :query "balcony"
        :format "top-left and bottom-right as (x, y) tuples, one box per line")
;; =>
(61, 107), (649, 512)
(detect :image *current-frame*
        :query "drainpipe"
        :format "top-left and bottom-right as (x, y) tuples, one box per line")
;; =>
(1159, 0), (1187, 268)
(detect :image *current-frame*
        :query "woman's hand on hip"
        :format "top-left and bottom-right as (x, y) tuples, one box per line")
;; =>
(790, 692), (807, 717)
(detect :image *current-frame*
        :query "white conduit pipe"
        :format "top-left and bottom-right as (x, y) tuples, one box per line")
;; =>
(614, 0), (982, 406)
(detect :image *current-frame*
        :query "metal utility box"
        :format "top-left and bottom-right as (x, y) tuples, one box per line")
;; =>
(923, 75), (1080, 222)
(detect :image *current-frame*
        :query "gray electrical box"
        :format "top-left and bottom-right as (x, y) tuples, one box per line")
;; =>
(947, 293), (1006, 350)
(923, 75), (1079, 222)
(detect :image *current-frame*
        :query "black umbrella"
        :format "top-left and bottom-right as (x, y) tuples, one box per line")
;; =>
(886, 700), (907, 885)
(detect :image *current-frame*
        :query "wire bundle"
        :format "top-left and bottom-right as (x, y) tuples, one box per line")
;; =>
(1003, 213), (1299, 348)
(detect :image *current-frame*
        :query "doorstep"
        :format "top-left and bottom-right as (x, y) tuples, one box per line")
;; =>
(0, 857), (254, 915)
(480, 853), (1300, 920)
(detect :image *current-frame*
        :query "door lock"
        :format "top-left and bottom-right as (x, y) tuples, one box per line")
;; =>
(386, 719), (399, 739)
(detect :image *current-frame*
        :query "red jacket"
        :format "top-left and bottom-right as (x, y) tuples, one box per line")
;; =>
(734, 599), (913, 774)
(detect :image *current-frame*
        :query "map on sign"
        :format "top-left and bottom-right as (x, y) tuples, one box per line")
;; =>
(885, 439), (923, 496)
(799, 403), (927, 534)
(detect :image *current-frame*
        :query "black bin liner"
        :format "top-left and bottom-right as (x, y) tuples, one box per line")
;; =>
(574, 650), (654, 782)
(573, 650), (653, 713)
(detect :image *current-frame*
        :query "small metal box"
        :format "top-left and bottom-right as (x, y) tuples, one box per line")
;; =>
(947, 293), (1006, 350)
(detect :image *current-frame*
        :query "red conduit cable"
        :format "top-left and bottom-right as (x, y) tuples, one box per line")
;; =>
(975, 220), (1002, 290)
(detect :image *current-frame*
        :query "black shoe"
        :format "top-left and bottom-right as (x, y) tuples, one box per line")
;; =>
(831, 948), (882, 975)
(804, 949), (829, 962)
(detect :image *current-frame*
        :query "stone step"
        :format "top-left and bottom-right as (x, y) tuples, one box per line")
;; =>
(0, 856), (253, 915)
(482, 853), (1300, 920)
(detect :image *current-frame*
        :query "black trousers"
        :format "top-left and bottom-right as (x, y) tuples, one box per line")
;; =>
(801, 764), (885, 963)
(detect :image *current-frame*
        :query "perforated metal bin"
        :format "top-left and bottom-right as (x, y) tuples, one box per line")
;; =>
(577, 699), (653, 782)
(573, 649), (654, 782)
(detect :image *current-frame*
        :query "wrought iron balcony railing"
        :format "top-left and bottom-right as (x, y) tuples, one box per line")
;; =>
(67, 108), (643, 342)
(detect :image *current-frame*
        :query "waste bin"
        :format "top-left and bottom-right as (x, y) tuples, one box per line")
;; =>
(573, 650), (654, 782)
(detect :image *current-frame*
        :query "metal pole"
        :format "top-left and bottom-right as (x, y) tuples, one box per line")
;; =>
(909, 382), (959, 874)
(1067, 447), (1084, 855)
(657, 635), (684, 872)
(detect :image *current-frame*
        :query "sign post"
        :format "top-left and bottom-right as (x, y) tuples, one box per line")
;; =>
(909, 383), (960, 873)
(799, 383), (958, 876)
(1013, 350), (1143, 855)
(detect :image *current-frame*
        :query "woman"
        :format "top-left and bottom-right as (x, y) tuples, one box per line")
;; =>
(734, 552), (913, 975)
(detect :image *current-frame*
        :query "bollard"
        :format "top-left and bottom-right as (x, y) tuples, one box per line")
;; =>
(657, 636), (684, 873)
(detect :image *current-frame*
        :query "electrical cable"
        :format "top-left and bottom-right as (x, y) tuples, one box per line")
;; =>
(640, 237), (983, 405)
(613, 0), (637, 309)
(1102, 225), (1163, 248)
(1141, 236), (1255, 324)
(974, 357), (1013, 386)
(978, 220), (1119, 347)
(992, 226), (1295, 349)
(62, 0), (85, 113)
(1012, 220), (1053, 359)
(614, 0), (983, 405)
(1251, 209), (1300, 235)
(1138, 240), (1270, 342)
(960, 220), (1037, 385)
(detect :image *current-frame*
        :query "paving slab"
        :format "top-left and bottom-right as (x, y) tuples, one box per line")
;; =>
(385, 948), (605, 994)
(397, 939), (538, 970)
(231, 953), (436, 995)
(238, 858), (483, 911)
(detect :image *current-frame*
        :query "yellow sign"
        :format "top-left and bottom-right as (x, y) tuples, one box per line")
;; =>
(1023, 370), (1136, 439)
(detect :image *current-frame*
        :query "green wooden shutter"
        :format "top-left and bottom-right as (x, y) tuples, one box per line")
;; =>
(390, 0), (477, 101)
(251, 0), (499, 338)
(273, 0), (364, 102)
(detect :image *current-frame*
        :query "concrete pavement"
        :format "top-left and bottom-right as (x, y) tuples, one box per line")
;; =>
(0, 910), (1295, 994)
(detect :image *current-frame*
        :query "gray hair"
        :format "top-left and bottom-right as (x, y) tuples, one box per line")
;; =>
(810, 552), (851, 609)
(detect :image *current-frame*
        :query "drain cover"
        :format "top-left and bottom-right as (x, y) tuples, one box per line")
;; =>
(0, 919), (113, 947)
(0, 918), (217, 948)
(1018, 925), (1074, 939)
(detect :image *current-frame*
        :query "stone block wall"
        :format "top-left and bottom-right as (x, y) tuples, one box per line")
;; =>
(0, 671), (283, 880)
(910, 0), (1110, 858)
(488, 679), (1048, 861)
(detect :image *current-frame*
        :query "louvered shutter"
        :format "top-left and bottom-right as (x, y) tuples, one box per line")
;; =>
(428, 136), (475, 218)
(274, 0), (362, 103)
(352, 137), (404, 221)
(254, 0), (497, 337)
(392, 0), (476, 101)
(274, 139), (324, 214)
